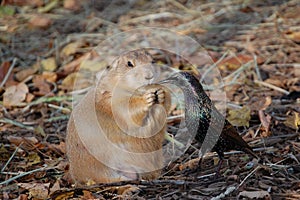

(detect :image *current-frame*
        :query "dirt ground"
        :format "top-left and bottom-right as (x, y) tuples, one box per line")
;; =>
(0, 0), (300, 199)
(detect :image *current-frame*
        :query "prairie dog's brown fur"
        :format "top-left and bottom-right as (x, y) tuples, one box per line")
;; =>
(66, 50), (171, 185)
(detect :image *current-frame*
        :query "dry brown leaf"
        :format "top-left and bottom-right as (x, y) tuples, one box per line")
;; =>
(15, 65), (38, 81)
(217, 54), (264, 71)
(0, 61), (10, 83)
(258, 110), (272, 137)
(41, 57), (57, 71)
(264, 77), (285, 88)
(248, 96), (272, 111)
(286, 31), (300, 43)
(29, 14), (52, 28)
(32, 75), (52, 96)
(42, 71), (57, 83)
(49, 180), (61, 196)
(3, 82), (29, 107)
(18, 183), (50, 199)
(59, 52), (92, 75)
(227, 106), (251, 127)
(60, 41), (84, 58)
(178, 157), (200, 171)
(284, 112), (300, 130)
(61, 72), (91, 90)
(26, 93), (35, 103)
(7, 136), (39, 146)
(0, 61), (17, 87)
(63, 0), (81, 11)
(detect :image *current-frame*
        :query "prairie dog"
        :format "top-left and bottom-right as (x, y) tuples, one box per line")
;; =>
(66, 50), (171, 185)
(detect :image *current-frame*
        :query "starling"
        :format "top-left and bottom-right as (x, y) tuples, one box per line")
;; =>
(160, 71), (258, 166)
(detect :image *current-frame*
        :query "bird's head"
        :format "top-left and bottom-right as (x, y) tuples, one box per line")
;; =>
(158, 71), (204, 93)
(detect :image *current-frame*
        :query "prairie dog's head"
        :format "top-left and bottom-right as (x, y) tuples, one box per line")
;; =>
(98, 50), (158, 93)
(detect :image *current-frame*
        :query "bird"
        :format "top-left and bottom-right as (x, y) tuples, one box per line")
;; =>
(159, 71), (258, 172)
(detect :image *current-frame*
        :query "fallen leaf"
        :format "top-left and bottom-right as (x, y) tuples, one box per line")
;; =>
(32, 75), (52, 96)
(0, 61), (17, 87)
(79, 59), (108, 72)
(238, 190), (271, 200)
(63, 0), (81, 11)
(41, 57), (57, 71)
(227, 106), (251, 127)
(42, 71), (57, 83)
(216, 54), (264, 71)
(284, 112), (300, 130)
(27, 152), (41, 166)
(0, 61), (10, 83)
(3, 83), (29, 107)
(7, 136), (39, 146)
(178, 157), (200, 171)
(29, 14), (52, 28)
(15, 65), (39, 81)
(248, 96), (272, 111)
(59, 52), (92, 75)
(60, 72), (91, 90)
(286, 31), (300, 43)
(49, 180), (60, 196)
(258, 110), (272, 137)
(60, 41), (84, 58)
(18, 183), (50, 200)
(26, 93), (35, 103)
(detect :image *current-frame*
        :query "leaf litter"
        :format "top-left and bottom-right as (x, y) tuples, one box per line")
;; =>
(0, 0), (300, 199)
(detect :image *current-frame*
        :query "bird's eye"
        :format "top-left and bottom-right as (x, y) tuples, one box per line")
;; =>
(127, 61), (134, 67)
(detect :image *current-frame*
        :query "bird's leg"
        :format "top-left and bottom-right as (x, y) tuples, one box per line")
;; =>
(197, 157), (203, 171)
(214, 158), (224, 178)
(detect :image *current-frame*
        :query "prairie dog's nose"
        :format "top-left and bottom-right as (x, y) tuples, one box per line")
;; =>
(144, 69), (154, 80)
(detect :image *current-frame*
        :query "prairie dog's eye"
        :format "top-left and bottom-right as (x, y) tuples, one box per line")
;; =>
(127, 61), (134, 67)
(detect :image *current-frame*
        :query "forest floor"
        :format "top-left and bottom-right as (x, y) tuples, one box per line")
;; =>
(0, 0), (300, 199)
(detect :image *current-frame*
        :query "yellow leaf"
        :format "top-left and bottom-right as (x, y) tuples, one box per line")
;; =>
(284, 112), (300, 130)
(41, 57), (57, 71)
(79, 59), (108, 72)
(227, 106), (251, 127)
(27, 152), (41, 166)
(60, 41), (84, 58)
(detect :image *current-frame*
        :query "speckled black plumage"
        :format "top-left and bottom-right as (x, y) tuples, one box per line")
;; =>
(161, 72), (257, 160)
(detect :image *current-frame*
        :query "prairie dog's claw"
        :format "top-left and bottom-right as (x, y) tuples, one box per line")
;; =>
(143, 88), (165, 111)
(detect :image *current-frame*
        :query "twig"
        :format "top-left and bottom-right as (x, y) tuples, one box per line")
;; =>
(223, 60), (253, 82)
(0, 118), (34, 131)
(45, 115), (69, 122)
(200, 50), (229, 83)
(164, 132), (185, 148)
(211, 186), (236, 200)
(48, 103), (71, 114)
(1, 144), (21, 173)
(167, 0), (200, 16)
(0, 165), (48, 185)
(254, 80), (290, 95)
(120, 12), (184, 25)
(253, 54), (262, 81)
(22, 96), (72, 112)
(0, 58), (17, 88)
(238, 165), (261, 188)
(167, 114), (184, 122)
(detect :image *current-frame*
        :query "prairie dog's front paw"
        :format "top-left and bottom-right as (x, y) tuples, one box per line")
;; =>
(143, 88), (165, 111)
